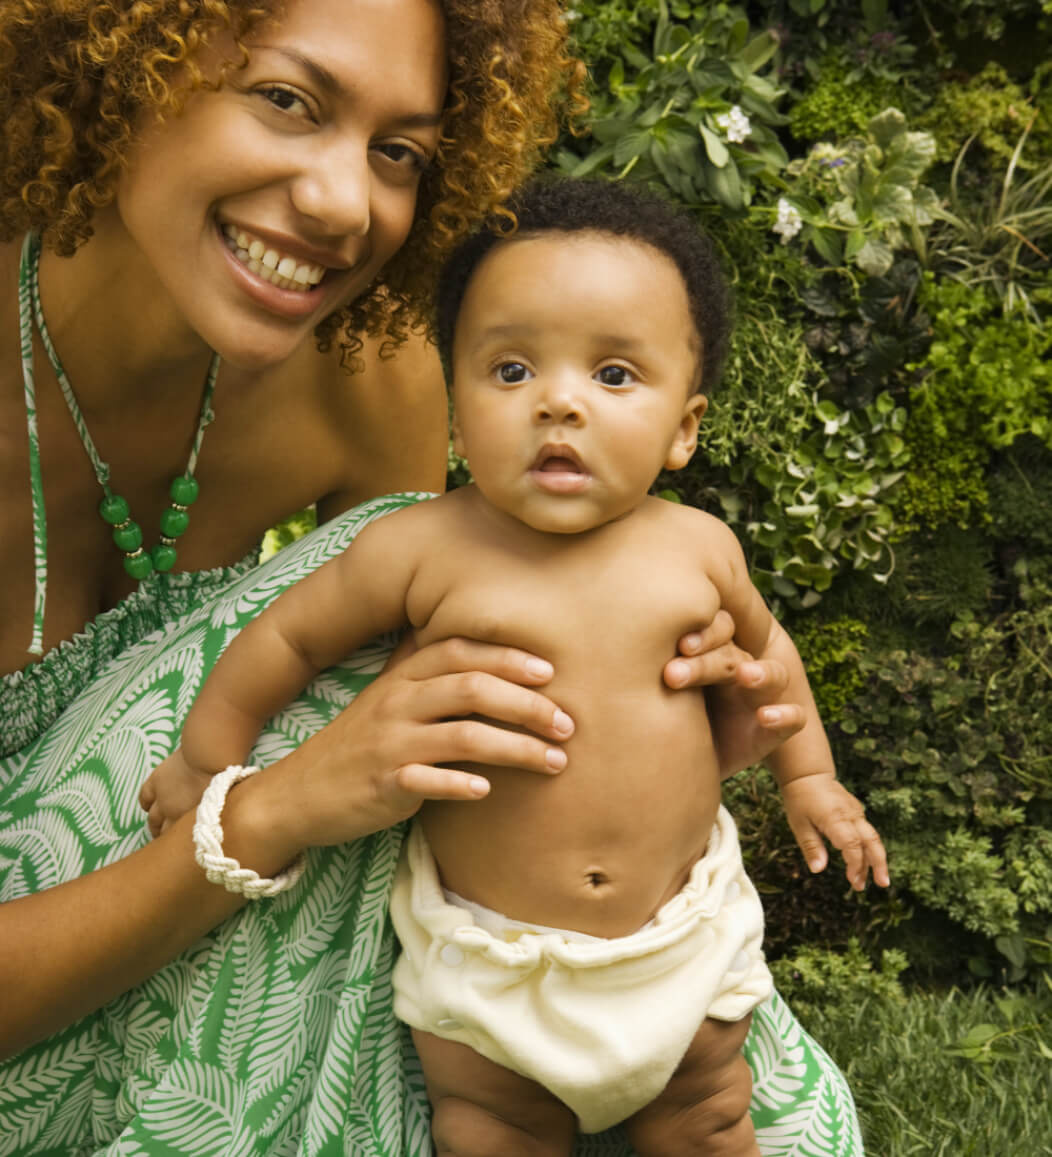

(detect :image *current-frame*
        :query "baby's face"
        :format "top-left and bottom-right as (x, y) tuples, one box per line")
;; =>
(451, 231), (707, 535)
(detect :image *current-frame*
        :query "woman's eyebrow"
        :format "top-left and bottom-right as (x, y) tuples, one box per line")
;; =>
(253, 44), (444, 127)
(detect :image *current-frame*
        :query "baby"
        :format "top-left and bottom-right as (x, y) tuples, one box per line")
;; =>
(142, 178), (887, 1156)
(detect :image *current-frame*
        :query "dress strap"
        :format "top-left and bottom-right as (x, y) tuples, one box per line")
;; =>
(18, 233), (47, 656)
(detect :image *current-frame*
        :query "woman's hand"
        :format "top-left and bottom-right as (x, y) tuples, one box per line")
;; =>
(662, 611), (806, 778)
(236, 638), (573, 867)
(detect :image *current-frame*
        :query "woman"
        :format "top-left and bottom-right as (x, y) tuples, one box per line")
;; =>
(0, 1), (862, 1153)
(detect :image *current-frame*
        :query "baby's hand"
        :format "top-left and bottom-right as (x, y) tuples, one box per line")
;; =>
(138, 749), (216, 838)
(779, 774), (889, 891)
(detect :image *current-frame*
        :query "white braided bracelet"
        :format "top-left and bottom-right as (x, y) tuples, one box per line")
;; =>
(192, 765), (306, 899)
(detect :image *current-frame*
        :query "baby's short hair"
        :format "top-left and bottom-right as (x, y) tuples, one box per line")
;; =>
(435, 177), (731, 394)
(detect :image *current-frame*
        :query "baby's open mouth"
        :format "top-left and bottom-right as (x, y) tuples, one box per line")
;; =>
(532, 445), (586, 473)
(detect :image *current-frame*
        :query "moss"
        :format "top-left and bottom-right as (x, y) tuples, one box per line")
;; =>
(918, 62), (1052, 167)
(789, 69), (900, 143)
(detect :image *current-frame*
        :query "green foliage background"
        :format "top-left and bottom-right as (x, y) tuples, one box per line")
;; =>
(559, 0), (1052, 995)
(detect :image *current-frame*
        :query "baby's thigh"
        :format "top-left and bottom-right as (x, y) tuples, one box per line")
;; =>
(412, 1029), (576, 1157)
(623, 1014), (758, 1157)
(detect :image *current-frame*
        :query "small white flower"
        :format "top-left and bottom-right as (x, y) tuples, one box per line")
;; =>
(772, 198), (803, 244)
(716, 105), (752, 144)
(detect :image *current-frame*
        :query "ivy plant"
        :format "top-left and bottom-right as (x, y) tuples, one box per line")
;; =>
(560, 1), (789, 210)
(720, 392), (909, 605)
(780, 109), (938, 275)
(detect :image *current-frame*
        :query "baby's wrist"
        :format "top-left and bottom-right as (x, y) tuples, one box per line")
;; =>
(773, 767), (837, 792)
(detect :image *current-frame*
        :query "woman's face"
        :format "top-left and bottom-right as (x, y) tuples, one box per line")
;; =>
(113, 0), (447, 370)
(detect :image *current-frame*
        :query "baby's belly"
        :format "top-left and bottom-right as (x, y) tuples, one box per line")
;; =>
(418, 684), (722, 939)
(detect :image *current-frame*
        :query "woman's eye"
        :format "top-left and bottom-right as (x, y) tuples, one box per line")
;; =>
(596, 365), (633, 387)
(497, 362), (531, 383)
(258, 85), (312, 120)
(375, 142), (429, 172)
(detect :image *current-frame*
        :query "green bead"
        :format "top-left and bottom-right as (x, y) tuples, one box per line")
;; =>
(112, 521), (143, 552)
(151, 543), (178, 572)
(160, 506), (190, 538)
(99, 494), (130, 526)
(169, 475), (200, 506)
(123, 551), (154, 580)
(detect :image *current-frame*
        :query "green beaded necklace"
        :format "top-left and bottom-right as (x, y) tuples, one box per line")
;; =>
(19, 232), (220, 652)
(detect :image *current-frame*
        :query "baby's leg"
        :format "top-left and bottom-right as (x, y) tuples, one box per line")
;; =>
(138, 750), (215, 837)
(623, 1014), (758, 1157)
(412, 1029), (576, 1157)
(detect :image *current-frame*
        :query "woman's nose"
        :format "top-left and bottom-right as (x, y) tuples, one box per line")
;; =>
(288, 141), (371, 237)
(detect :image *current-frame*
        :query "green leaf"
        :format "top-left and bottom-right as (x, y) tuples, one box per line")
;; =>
(707, 160), (744, 209)
(809, 226), (845, 265)
(699, 123), (730, 168)
(958, 1023), (1001, 1048)
(867, 107), (908, 150)
(740, 29), (780, 75)
(568, 141), (617, 177)
(855, 238), (895, 276)
(614, 127), (654, 169)
(862, 0), (887, 31)
(845, 228), (867, 260)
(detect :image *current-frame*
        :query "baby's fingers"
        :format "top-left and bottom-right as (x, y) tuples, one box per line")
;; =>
(824, 814), (889, 891)
(786, 814), (830, 877)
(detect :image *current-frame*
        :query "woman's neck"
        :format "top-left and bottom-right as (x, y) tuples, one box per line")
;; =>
(35, 208), (216, 416)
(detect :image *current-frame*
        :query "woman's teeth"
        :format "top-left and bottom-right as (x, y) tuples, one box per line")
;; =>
(222, 225), (325, 292)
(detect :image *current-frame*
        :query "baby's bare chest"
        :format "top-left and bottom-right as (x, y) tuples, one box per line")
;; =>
(413, 535), (722, 678)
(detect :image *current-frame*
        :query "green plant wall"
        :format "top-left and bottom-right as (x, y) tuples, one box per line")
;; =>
(560, 0), (1052, 988)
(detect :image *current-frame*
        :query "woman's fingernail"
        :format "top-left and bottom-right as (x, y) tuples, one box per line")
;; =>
(683, 633), (702, 654)
(546, 747), (567, 771)
(667, 660), (689, 686)
(468, 777), (490, 797)
(553, 710), (574, 735)
(742, 662), (764, 686)
(760, 707), (783, 725)
(526, 658), (554, 679)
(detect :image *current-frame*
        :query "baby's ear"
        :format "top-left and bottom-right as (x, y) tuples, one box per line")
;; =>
(665, 393), (708, 470)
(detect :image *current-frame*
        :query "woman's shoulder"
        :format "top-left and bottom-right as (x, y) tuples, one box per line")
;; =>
(274, 330), (448, 516)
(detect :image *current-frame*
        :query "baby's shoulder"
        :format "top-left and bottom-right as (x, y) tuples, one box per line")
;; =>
(642, 496), (740, 545)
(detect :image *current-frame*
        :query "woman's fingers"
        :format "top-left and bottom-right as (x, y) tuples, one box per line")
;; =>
(407, 667), (573, 741)
(392, 763), (491, 803)
(396, 636), (556, 687)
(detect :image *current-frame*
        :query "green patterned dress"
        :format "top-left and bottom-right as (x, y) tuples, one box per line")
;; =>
(0, 494), (863, 1156)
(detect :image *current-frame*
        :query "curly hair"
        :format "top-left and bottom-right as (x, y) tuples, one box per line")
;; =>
(436, 178), (732, 395)
(0, 0), (585, 364)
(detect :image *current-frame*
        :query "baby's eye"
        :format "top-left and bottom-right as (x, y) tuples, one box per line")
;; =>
(596, 365), (634, 388)
(258, 85), (313, 121)
(497, 362), (531, 384)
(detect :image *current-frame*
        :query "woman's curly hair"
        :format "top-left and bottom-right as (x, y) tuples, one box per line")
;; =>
(0, 0), (585, 365)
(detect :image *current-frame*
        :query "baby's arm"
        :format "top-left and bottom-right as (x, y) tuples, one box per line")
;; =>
(140, 517), (417, 833)
(705, 519), (889, 890)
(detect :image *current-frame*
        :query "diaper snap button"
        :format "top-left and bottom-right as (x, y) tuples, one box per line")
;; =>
(731, 949), (750, 973)
(439, 943), (465, 967)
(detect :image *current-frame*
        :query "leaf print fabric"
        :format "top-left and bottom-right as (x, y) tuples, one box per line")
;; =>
(0, 494), (863, 1156)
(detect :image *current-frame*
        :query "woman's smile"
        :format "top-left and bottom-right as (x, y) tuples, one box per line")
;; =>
(221, 224), (328, 291)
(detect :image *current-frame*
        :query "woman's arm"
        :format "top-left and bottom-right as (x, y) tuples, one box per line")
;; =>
(0, 637), (573, 1060)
